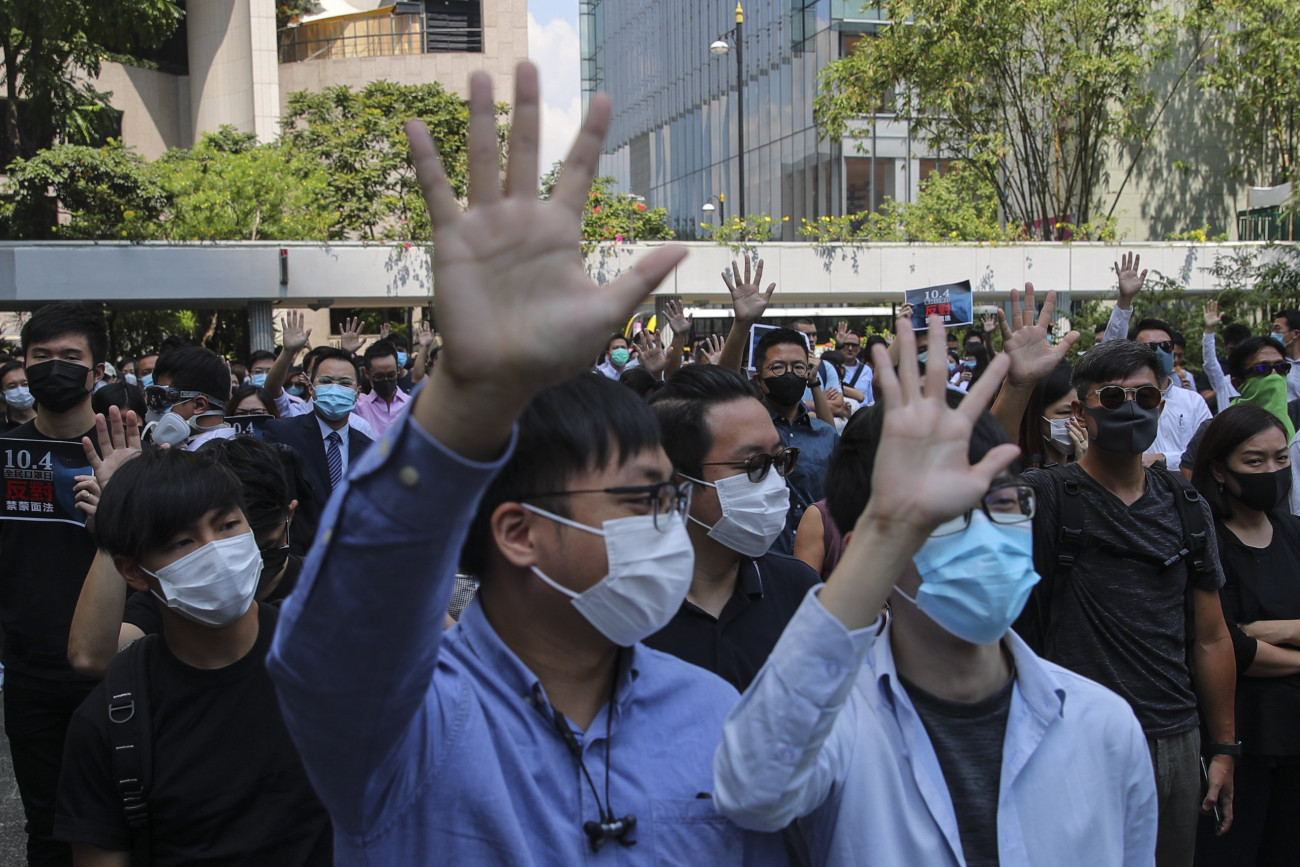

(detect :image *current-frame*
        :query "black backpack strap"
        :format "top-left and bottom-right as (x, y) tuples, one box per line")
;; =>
(1151, 467), (1212, 579)
(105, 633), (156, 857)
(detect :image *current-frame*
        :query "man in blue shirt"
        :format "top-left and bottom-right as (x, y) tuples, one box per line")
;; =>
(715, 312), (1157, 866)
(266, 63), (784, 866)
(751, 327), (838, 555)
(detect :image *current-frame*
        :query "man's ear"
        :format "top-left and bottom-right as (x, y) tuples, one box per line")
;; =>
(113, 555), (154, 594)
(490, 502), (541, 569)
(91, 362), (105, 388)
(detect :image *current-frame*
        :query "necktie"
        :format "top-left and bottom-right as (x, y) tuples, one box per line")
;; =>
(326, 431), (343, 489)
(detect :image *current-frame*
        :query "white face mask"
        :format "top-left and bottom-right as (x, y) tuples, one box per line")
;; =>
(143, 407), (226, 448)
(681, 469), (789, 557)
(1043, 416), (1075, 456)
(142, 532), (261, 627)
(521, 504), (695, 647)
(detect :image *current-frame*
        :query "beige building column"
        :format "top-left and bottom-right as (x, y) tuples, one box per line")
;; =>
(187, 0), (282, 142)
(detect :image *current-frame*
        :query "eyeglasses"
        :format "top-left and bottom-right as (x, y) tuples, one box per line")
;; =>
(841, 343), (861, 349)
(700, 447), (801, 483)
(1140, 341), (1173, 353)
(368, 372), (400, 382)
(765, 361), (809, 377)
(144, 386), (210, 412)
(1087, 385), (1163, 410)
(233, 408), (269, 416)
(519, 480), (693, 531)
(1244, 361), (1292, 379)
(930, 484), (1036, 537)
(313, 376), (357, 389)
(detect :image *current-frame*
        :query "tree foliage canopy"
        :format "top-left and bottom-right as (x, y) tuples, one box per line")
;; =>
(816, 0), (1189, 239)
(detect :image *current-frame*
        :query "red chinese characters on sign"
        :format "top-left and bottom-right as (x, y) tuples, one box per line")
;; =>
(924, 303), (952, 317)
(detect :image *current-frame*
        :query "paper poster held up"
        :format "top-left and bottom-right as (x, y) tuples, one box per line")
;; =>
(906, 280), (973, 331)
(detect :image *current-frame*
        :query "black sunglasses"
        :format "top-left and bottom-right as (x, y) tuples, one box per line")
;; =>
(144, 385), (201, 412)
(1140, 341), (1173, 353)
(1244, 361), (1292, 379)
(700, 447), (801, 483)
(1088, 385), (1163, 410)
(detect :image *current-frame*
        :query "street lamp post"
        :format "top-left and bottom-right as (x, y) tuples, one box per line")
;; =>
(710, 3), (745, 220)
(701, 194), (726, 224)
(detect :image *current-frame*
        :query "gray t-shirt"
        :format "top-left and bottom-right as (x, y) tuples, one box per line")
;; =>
(1023, 463), (1225, 737)
(901, 673), (1015, 867)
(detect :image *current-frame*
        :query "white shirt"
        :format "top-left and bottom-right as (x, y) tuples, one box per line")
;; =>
(1200, 333), (1240, 411)
(1150, 382), (1212, 469)
(316, 415), (351, 477)
(1289, 429), (1300, 517)
(714, 590), (1157, 866)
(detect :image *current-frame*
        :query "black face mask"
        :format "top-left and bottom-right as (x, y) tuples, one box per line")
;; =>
(26, 360), (91, 413)
(763, 372), (806, 408)
(1082, 399), (1160, 454)
(1225, 466), (1293, 513)
(258, 544), (291, 595)
(372, 378), (398, 400)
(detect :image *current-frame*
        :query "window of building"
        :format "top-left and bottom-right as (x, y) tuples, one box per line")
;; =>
(425, 0), (482, 53)
(845, 156), (895, 214)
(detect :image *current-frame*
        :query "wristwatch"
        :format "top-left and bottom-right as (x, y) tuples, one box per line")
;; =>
(1205, 742), (1242, 757)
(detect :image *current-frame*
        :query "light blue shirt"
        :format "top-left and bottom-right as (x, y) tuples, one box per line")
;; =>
(714, 590), (1157, 866)
(801, 358), (840, 403)
(267, 412), (786, 865)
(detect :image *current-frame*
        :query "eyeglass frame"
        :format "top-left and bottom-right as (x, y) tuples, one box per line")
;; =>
(929, 484), (1037, 537)
(699, 446), (801, 484)
(1242, 361), (1292, 379)
(312, 375), (359, 389)
(1139, 340), (1174, 353)
(517, 479), (694, 531)
(764, 360), (810, 377)
(1085, 384), (1164, 411)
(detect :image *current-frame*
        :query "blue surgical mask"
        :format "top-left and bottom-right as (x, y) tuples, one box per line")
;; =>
(396, 352), (408, 368)
(897, 512), (1040, 645)
(141, 374), (154, 389)
(250, 373), (267, 388)
(1154, 346), (1175, 379)
(962, 359), (977, 370)
(1271, 332), (1290, 349)
(313, 385), (356, 420)
(917, 351), (929, 365)
(286, 384), (306, 397)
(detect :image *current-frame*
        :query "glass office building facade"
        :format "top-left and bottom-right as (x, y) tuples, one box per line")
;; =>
(581, 0), (860, 240)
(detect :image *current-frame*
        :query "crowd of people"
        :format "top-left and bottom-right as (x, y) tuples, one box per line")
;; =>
(0, 62), (1294, 866)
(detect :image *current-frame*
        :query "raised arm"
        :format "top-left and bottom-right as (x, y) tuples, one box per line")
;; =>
(661, 300), (691, 380)
(1103, 252), (1147, 343)
(265, 310), (311, 402)
(715, 317), (1020, 829)
(1201, 301), (1237, 406)
(266, 63), (687, 836)
(410, 318), (439, 385)
(718, 255), (775, 372)
(989, 284), (1079, 441)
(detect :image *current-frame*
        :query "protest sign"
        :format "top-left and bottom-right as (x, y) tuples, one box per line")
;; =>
(906, 280), (973, 330)
(225, 415), (274, 439)
(0, 439), (94, 526)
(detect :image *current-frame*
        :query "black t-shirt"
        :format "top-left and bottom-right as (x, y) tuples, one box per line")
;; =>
(123, 555), (305, 636)
(1023, 463), (1225, 737)
(644, 551), (820, 691)
(54, 603), (332, 864)
(0, 420), (100, 681)
(901, 673), (1014, 867)
(1215, 513), (1300, 757)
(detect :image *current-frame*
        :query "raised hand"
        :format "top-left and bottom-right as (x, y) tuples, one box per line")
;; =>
(635, 330), (668, 378)
(281, 310), (312, 356)
(1001, 283), (1080, 388)
(339, 316), (366, 354)
(379, 321), (392, 341)
(835, 320), (850, 345)
(722, 254), (775, 324)
(82, 406), (142, 489)
(416, 321), (438, 349)
(699, 334), (725, 365)
(407, 63), (687, 455)
(73, 475), (100, 527)
(1204, 299), (1223, 333)
(662, 299), (691, 336)
(1114, 251), (1147, 309)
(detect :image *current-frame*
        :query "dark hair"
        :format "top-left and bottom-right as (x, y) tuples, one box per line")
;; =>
(137, 351), (159, 367)
(460, 373), (663, 576)
(1018, 362), (1074, 467)
(91, 383), (147, 418)
(963, 331), (985, 346)
(310, 347), (360, 380)
(301, 346), (329, 379)
(754, 327), (809, 370)
(618, 366), (662, 398)
(606, 333), (629, 352)
(1130, 318), (1174, 341)
(202, 436), (292, 532)
(963, 344), (990, 384)
(821, 349), (847, 380)
(1221, 323), (1252, 348)
(388, 332), (410, 352)
(1072, 340), (1160, 399)
(825, 390), (1014, 535)
(1094, 322), (1107, 335)
(865, 335), (887, 351)
(1191, 403), (1289, 521)
(1227, 336), (1282, 381)
(228, 384), (278, 417)
(1171, 331), (1186, 350)
(649, 365), (760, 479)
(1276, 309), (1300, 333)
(95, 448), (245, 562)
(247, 349), (276, 368)
(0, 360), (24, 384)
(20, 303), (109, 365)
(363, 340), (400, 369)
(153, 346), (232, 404)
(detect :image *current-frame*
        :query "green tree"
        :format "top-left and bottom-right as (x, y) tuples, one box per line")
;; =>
(816, 0), (1192, 239)
(0, 1), (183, 161)
(1199, 1), (1300, 190)
(540, 166), (675, 243)
(281, 80), (498, 240)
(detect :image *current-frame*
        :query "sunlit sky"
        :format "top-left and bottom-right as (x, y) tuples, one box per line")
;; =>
(527, 0), (581, 172)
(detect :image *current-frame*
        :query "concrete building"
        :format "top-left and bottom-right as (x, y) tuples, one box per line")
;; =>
(582, 1), (1243, 242)
(92, 0), (527, 160)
